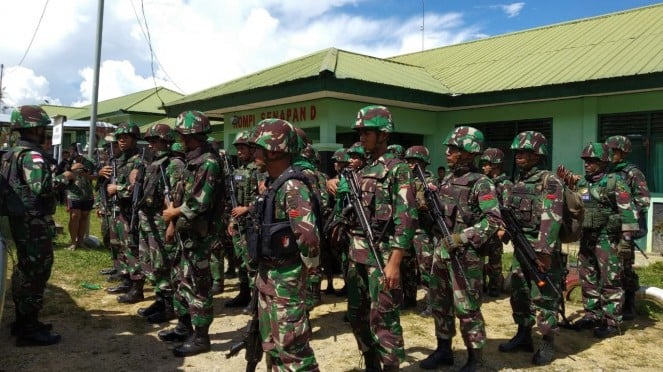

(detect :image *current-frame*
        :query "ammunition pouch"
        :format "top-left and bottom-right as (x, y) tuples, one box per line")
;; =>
(582, 207), (610, 230)
(260, 220), (299, 260)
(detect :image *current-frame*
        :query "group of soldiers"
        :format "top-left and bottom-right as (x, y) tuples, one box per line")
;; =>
(1, 104), (650, 372)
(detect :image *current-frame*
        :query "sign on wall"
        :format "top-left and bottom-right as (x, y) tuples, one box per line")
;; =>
(233, 104), (318, 129)
(52, 116), (64, 146)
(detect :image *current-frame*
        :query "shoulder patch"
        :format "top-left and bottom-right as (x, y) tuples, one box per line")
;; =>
(30, 151), (44, 163)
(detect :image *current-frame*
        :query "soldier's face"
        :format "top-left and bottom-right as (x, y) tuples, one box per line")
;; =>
(611, 149), (624, 163)
(514, 150), (538, 170)
(481, 161), (493, 175)
(445, 145), (462, 167)
(117, 134), (136, 152)
(349, 154), (363, 169)
(253, 147), (267, 171)
(236, 144), (252, 162)
(583, 158), (604, 175)
(147, 138), (167, 152)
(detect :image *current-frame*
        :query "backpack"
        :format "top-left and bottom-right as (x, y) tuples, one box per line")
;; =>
(0, 148), (28, 217)
(544, 172), (585, 243)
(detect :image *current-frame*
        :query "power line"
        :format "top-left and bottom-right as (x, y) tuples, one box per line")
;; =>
(17, 0), (51, 66)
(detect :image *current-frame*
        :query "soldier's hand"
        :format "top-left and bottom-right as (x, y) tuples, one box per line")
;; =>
(427, 182), (438, 191)
(99, 165), (113, 179)
(63, 171), (74, 181)
(383, 262), (401, 290)
(106, 184), (118, 195)
(326, 178), (339, 196)
(231, 206), (249, 218)
(535, 253), (552, 272)
(444, 233), (465, 253)
(165, 222), (175, 243)
(129, 168), (139, 184)
(163, 202), (180, 224)
(617, 235), (634, 256)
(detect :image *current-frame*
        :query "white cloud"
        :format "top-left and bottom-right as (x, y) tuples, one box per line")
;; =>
(1, 66), (61, 108)
(500, 2), (525, 18)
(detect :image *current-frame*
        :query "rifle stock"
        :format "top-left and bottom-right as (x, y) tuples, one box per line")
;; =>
(129, 149), (146, 234)
(109, 144), (118, 219)
(226, 284), (262, 372)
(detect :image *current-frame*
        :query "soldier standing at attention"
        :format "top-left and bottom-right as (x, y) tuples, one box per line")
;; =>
(498, 131), (564, 366)
(2, 106), (61, 346)
(96, 136), (121, 279)
(571, 143), (638, 337)
(420, 127), (501, 372)
(346, 106), (417, 372)
(247, 119), (320, 371)
(100, 122), (146, 303)
(135, 124), (184, 324)
(161, 111), (224, 357)
(605, 135), (650, 320)
(479, 147), (513, 297)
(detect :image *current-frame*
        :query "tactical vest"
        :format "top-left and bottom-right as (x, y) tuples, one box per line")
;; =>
(234, 163), (258, 207)
(0, 145), (56, 217)
(355, 157), (403, 237)
(438, 169), (484, 233)
(115, 148), (141, 212)
(181, 149), (225, 237)
(140, 154), (169, 210)
(508, 170), (548, 232)
(578, 173), (620, 233)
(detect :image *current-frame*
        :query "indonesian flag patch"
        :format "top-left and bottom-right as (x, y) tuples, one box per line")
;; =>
(288, 209), (300, 218)
(30, 151), (44, 163)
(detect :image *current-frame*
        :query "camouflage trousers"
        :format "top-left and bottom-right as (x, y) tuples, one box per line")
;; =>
(412, 230), (434, 287)
(346, 260), (404, 368)
(99, 213), (113, 257)
(209, 235), (226, 287)
(483, 237), (504, 291)
(110, 210), (141, 280)
(620, 241), (640, 294)
(257, 261), (318, 371)
(231, 227), (251, 286)
(508, 250), (562, 336)
(429, 245), (486, 349)
(172, 233), (214, 328)
(9, 215), (55, 316)
(138, 210), (175, 297)
(305, 268), (322, 310)
(579, 233), (624, 326)
(400, 253), (419, 303)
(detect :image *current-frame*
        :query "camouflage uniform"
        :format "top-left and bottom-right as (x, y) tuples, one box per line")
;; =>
(248, 119), (319, 371)
(94, 136), (118, 276)
(346, 106), (417, 370)
(575, 143), (638, 337)
(605, 135), (651, 320)
(422, 127), (501, 370)
(499, 131), (563, 366)
(2, 106), (61, 346)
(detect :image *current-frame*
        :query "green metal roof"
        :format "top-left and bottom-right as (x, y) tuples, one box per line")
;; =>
(40, 104), (86, 119)
(391, 3), (663, 94)
(72, 87), (184, 119)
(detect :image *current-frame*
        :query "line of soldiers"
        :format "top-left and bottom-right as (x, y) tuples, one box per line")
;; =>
(1, 104), (650, 372)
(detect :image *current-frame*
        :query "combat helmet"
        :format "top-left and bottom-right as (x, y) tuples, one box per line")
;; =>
(249, 118), (297, 154)
(444, 126), (484, 154)
(581, 142), (612, 162)
(175, 110), (211, 135)
(332, 148), (349, 163)
(353, 105), (394, 132)
(114, 122), (141, 140)
(480, 148), (505, 164)
(171, 142), (185, 155)
(10, 105), (51, 130)
(605, 135), (632, 154)
(144, 123), (176, 142)
(510, 131), (548, 155)
(232, 130), (252, 147)
(347, 142), (366, 159)
(387, 144), (405, 159)
(404, 145), (431, 165)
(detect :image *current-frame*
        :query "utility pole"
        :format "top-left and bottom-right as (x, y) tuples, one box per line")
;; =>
(0, 64), (4, 112)
(421, 0), (425, 51)
(88, 0), (104, 159)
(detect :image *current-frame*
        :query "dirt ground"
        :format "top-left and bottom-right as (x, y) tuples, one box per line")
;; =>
(1, 269), (662, 372)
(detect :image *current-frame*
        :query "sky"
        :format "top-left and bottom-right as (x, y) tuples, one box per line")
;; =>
(1, 0), (661, 111)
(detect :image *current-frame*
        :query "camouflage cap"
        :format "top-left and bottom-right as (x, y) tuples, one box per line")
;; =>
(175, 110), (211, 135)
(249, 118), (297, 154)
(332, 148), (349, 163)
(444, 126), (484, 154)
(480, 147), (505, 164)
(404, 145), (431, 165)
(347, 141), (366, 159)
(113, 122), (141, 140)
(510, 130), (548, 155)
(144, 123), (176, 142)
(10, 105), (51, 130)
(232, 130), (252, 146)
(387, 144), (405, 159)
(605, 135), (632, 153)
(353, 105), (394, 132)
(581, 142), (612, 162)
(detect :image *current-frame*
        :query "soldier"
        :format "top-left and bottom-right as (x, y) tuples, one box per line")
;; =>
(2, 105), (61, 346)
(326, 148), (349, 197)
(571, 143), (638, 337)
(96, 136), (121, 278)
(346, 106), (417, 371)
(498, 131), (564, 365)
(387, 144), (405, 160)
(479, 147), (513, 297)
(225, 130), (261, 309)
(134, 124), (184, 324)
(246, 118), (320, 370)
(99, 122), (146, 303)
(160, 111), (224, 357)
(404, 145), (437, 316)
(605, 135), (651, 320)
(420, 127), (501, 371)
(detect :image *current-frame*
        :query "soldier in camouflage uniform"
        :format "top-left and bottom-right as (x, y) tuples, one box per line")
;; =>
(346, 106), (417, 372)
(2, 106), (61, 346)
(160, 111), (224, 357)
(134, 124), (184, 324)
(421, 127), (501, 372)
(605, 135), (651, 320)
(96, 136), (122, 278)
(404, 145), (437, 316)
(498, 131), (564, 365)
(225, 130), (261, 308)
(571, 143), (638, 338)
(387, 144), (405, 160)
(247, 118), (320, 371)
(479, 147), (513, 297)
(100, 122), (147, 303)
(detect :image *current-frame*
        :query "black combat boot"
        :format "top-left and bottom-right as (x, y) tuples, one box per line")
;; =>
(363, 350), (382, 372)
(224, 281), (251, 308)
(158, 315), (193, 342)
(210, 280), (224, 295)
(106, 277), (131, 293)
(10, 306), (52, 336)
(137, 296), (165, 317)
(622, 290), (636, 320)
(117, 279), (145, 304)
(173, 325), (211, 357)
(15, 313), (61, 347)
(147, 296), (176, 324)
(420, 338), (454, 369)
(99, 267), (117, 275)
(532, 334), (555, 365)
(225, 258), (237, 279)
(459, 348), (482, 372)
(498, 325), (533, 352)
(594, 322), (620, 339)
(574, 315), (600, 330)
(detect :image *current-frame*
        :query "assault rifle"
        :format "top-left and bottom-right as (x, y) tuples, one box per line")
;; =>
(500, 207), (562, 298)
(226, 283), (262, 372)
(221, 153), (238, 209)
(341, 168), (385, 278)
(129, 148), (146, 234)
(159, 163), (185, 253)
(96, 149), (111, 226)
(109, 144), (118, 220)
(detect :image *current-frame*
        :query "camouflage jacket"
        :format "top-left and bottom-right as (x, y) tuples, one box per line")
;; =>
(233, 161), (260, 207)
(506, 166), (563, 255)
(54, 170), (94, 202)
(410, 168), (437, 233)
(294, 158), (331, 213)
(492, 173), (513, 206)
(140, 151), (185, 214)
(437, 165), (502, 249)
(610, 161), (650, 214)
(113, 147), (144, 212)
(576, 171), (639, 235)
